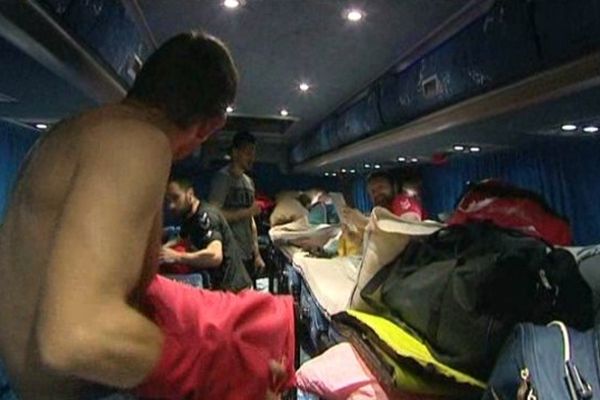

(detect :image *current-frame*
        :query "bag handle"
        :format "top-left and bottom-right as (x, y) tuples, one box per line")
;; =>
(548, 321), (593, 400)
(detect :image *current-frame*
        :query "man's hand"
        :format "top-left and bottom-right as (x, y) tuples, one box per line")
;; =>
(254, 252), (266, 271)
(159, 247), (181, 264)
(249, 202), (262, 217)
(265, 359), (289, 400)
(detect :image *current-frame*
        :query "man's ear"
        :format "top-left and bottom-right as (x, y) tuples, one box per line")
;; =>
(195, 115), (227, 143)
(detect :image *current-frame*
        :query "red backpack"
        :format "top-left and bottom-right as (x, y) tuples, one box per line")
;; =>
(448, 180), (573, 246)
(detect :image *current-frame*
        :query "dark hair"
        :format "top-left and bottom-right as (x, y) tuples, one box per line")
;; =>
(367, 171), (395, 187)
(232, 131), (256, 149)
(127, 31), (238, 128)
(169, 177), (194, 191)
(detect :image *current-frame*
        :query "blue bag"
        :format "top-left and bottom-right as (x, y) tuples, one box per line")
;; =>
(485, 322), (600, 400)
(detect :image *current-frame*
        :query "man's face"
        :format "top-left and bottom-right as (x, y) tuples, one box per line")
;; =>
(368, 177), (395, 207)
(233, 143), (256, 171)
(165, 182), (193, 217)
(176, 115), (227, 160)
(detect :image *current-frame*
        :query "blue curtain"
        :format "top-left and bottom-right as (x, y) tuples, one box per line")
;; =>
(351, 175), (372, 213)
(0, 121), (39, 220)
(421, 136), (600, 245)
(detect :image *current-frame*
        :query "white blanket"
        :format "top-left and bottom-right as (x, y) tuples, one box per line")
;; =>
(292, 252), (361, 316)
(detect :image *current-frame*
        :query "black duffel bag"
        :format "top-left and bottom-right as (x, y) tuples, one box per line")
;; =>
(361, 222), (593, 380)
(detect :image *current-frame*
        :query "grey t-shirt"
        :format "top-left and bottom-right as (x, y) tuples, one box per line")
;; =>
(209, 165), (255, 260)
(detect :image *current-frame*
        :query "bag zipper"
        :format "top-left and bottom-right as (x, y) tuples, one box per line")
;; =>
(517, 367), (537, 400)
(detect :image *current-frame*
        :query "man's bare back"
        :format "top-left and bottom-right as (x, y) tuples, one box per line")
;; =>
(0, 104), (169, 399)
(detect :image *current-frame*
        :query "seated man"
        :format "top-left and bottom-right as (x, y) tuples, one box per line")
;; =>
(340, 171), (425, 255)
(161, 177), (252, 292)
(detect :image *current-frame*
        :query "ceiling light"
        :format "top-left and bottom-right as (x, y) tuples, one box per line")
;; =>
(226, 106), (234, 113)
(35, 123), (48, 130)
(324, 172), (330, 177)
(411, 158), (419, 163)
(223, 0), (240, 9)
(299, 83), (310, 92)
(397, 156), (406, 162)
(374, 164), (381, 169)
(350, 169), (356, 174)
(280, 109), (289, 117)
(469, 146), (481, 153)
(341, 168), (347, 173)
(364, 163), (371, 169)
(331, 172), (337, 177)
(453, 145), (465, 152)
(346, 9), (363, 21)
(562, 124), (577, 131)
(583, 126), (599, 133)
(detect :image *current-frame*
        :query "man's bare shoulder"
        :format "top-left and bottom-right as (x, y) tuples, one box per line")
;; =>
(73, 105), (172, 163)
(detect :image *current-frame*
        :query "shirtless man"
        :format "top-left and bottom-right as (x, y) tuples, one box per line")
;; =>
(0, 32), (243, 399)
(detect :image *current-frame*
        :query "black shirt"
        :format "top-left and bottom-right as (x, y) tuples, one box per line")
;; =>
(180, 203), (252, 292)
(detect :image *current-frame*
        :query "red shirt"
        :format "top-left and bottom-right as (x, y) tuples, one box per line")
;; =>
(390, 194), (427, 220)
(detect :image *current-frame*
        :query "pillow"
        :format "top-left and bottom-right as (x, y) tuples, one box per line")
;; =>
(269, 218), (340, 251)
(349, 207), (443, 311)
(270, 197), (309, 227)
(296, 342), (388, 400)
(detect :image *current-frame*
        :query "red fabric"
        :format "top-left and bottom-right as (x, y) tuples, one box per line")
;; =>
(390, 195), (426, 221)
(159, 243), (192, 274)
(256, 192), (275, 213)
(448, 193), (573, 246)
(134, 276), (296, 400)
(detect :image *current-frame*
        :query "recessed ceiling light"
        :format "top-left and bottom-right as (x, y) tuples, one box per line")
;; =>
(226, 106), (234, 113)
(223, 0), (240, 9)
(341, 168), (347, 173)
(397, 156), (406, 162)
(350, 169), (356, 174)
(453, 145), (465, 151)
(324, 172), (330, 177)
(584, 126), (599, 133)
(562, 124), (577, 131)
(331, 172), (337, 177)
(469, 146), (481, 153)
(374, 164), (381, 169)
(346, 9), (364, 21)
(35, 123), (48, 130)
(411, 158), (419, 163)
(364, 163), (371, 169)
(299, 83), (310, 92)
(280, 109), (289, 117)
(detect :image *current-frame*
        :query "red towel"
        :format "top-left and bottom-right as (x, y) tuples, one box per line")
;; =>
(134, 276), (296, 399)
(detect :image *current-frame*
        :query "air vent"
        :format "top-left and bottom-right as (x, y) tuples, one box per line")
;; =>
(422, 74), (442, 99)
(0, 92), (18, 103)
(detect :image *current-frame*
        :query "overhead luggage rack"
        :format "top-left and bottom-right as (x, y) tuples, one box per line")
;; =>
(0, 0), (126, 104)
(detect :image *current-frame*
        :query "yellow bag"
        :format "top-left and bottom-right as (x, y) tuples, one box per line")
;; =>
(333, 310), (485, 397)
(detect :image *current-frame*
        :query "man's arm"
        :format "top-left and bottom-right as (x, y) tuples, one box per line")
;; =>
(219, 205), (260, 222)
(252, 217), (265, 270)
(36, 121), (171, 388)
(160, 240), (223, 269)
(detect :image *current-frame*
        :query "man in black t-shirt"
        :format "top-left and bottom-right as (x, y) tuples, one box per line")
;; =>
(161, 178), (252, 292)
